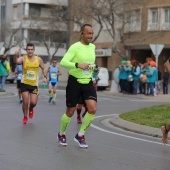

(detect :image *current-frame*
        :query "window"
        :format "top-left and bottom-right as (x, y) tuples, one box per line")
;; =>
(124, 9), (141, 33)
(13, 6), (18, 20)
(29, 4), (42, 17)
(148, 8), (158, 30)
(1, 0), (6, 22)
(161, 8), (170, 30)
(41, 8), (51, 17)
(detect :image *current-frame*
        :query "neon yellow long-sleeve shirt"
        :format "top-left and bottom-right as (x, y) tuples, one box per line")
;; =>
(60, 41), (96, 79)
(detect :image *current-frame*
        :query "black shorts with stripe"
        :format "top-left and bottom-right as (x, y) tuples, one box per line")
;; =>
(66, 75), (97, 107)
(20, 83), (39, 95)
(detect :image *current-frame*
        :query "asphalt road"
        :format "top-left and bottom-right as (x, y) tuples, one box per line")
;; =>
(0, 83), (170, 170)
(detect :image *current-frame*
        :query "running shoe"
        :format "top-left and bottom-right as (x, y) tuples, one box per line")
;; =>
(74, 134), (88, 148)
(57, 132), (67, 146)
(48, 97), (52, 103)
(77, 116), (82, 124)
(22, 117), (28, 124)
(29, 108), (34, 119)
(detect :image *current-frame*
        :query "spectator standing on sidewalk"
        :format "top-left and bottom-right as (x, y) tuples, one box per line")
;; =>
(131, 60), (140, 95)
(118, 60), (127, 93)
(162, 68), (169, 94)
(0, 54), (11, 92)
(145, 57), (153, 95)
(156, 68), (162, 95)
(124, 60), (132, 94)
(147, 61), (158, 96)
(139, 63), (148, 94)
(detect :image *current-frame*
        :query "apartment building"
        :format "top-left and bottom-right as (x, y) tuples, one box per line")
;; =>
(123, 0), (170, 73)
(1, 0), (170, 81)
(0, 0), (69, 80)
(92, 0), (170, 75)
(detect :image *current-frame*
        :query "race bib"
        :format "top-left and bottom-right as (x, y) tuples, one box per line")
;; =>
(26, 71), (36, 80)
(51, 73), (57, 79)
(82, 63), (95, 75)
(88, 64), (96, 72)
(18, 73), (22, 80)
(82, 70), (91, 74)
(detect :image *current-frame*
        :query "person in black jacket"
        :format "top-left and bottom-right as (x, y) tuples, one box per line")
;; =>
(162, 68), (169, 94)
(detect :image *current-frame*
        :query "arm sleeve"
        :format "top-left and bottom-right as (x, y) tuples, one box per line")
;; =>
(60, 45), (77, 69)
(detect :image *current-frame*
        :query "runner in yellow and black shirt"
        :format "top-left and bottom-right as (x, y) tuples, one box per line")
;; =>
(14, 43), (47, 124)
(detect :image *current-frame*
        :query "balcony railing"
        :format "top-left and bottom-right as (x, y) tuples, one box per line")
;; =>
(13, 41), (66, 49)
(148, 23), (158, 30)
(162, 22), (170, 29)
(30, 41), (66, 48)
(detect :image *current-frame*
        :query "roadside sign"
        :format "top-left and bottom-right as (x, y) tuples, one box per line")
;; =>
(149, 44), (164, 66)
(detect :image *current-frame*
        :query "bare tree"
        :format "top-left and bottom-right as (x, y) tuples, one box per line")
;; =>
(73, 0), (161, 59)
(72, 0), (135, 59)
(0, 23), (22, 54)
(22, 3), (68, 62)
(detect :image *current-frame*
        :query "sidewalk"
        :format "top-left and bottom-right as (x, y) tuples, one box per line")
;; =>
(103, 90), (170, 101)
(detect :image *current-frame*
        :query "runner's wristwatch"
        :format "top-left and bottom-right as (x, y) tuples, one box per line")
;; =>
(75, 63), (79, 68)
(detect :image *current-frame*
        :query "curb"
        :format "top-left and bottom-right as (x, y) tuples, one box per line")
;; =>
(109, 115), (170, 139)
(103, 91), (170, 101)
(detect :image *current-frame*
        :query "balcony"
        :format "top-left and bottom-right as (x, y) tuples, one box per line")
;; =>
(148, 23), (158, 30)
(11, 20), (67, 31)
(30, 41), (66, 48)
(9, 41), (66, 57)
(162, 22), (170, 30)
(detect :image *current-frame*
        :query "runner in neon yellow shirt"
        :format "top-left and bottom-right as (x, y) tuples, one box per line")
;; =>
(58, 24), (97, 148)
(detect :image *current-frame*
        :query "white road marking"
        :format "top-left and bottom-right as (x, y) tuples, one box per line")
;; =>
(91, 114), (170, 146)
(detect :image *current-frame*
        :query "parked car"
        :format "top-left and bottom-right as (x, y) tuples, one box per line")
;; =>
(6, 72), (16, 83)
(97, 67), (109, 90)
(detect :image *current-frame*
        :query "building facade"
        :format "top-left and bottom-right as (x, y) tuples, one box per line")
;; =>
(92, 0), (170, 77)
(124, 0), (170, 75)
(1, 0), (170, 82)
(0, 0), (69, 80)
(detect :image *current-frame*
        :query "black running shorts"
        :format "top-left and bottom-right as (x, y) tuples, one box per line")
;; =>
(17, 80), (21, 89)
(20, 83), (39, 94)
(66, 75), (97, 107)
